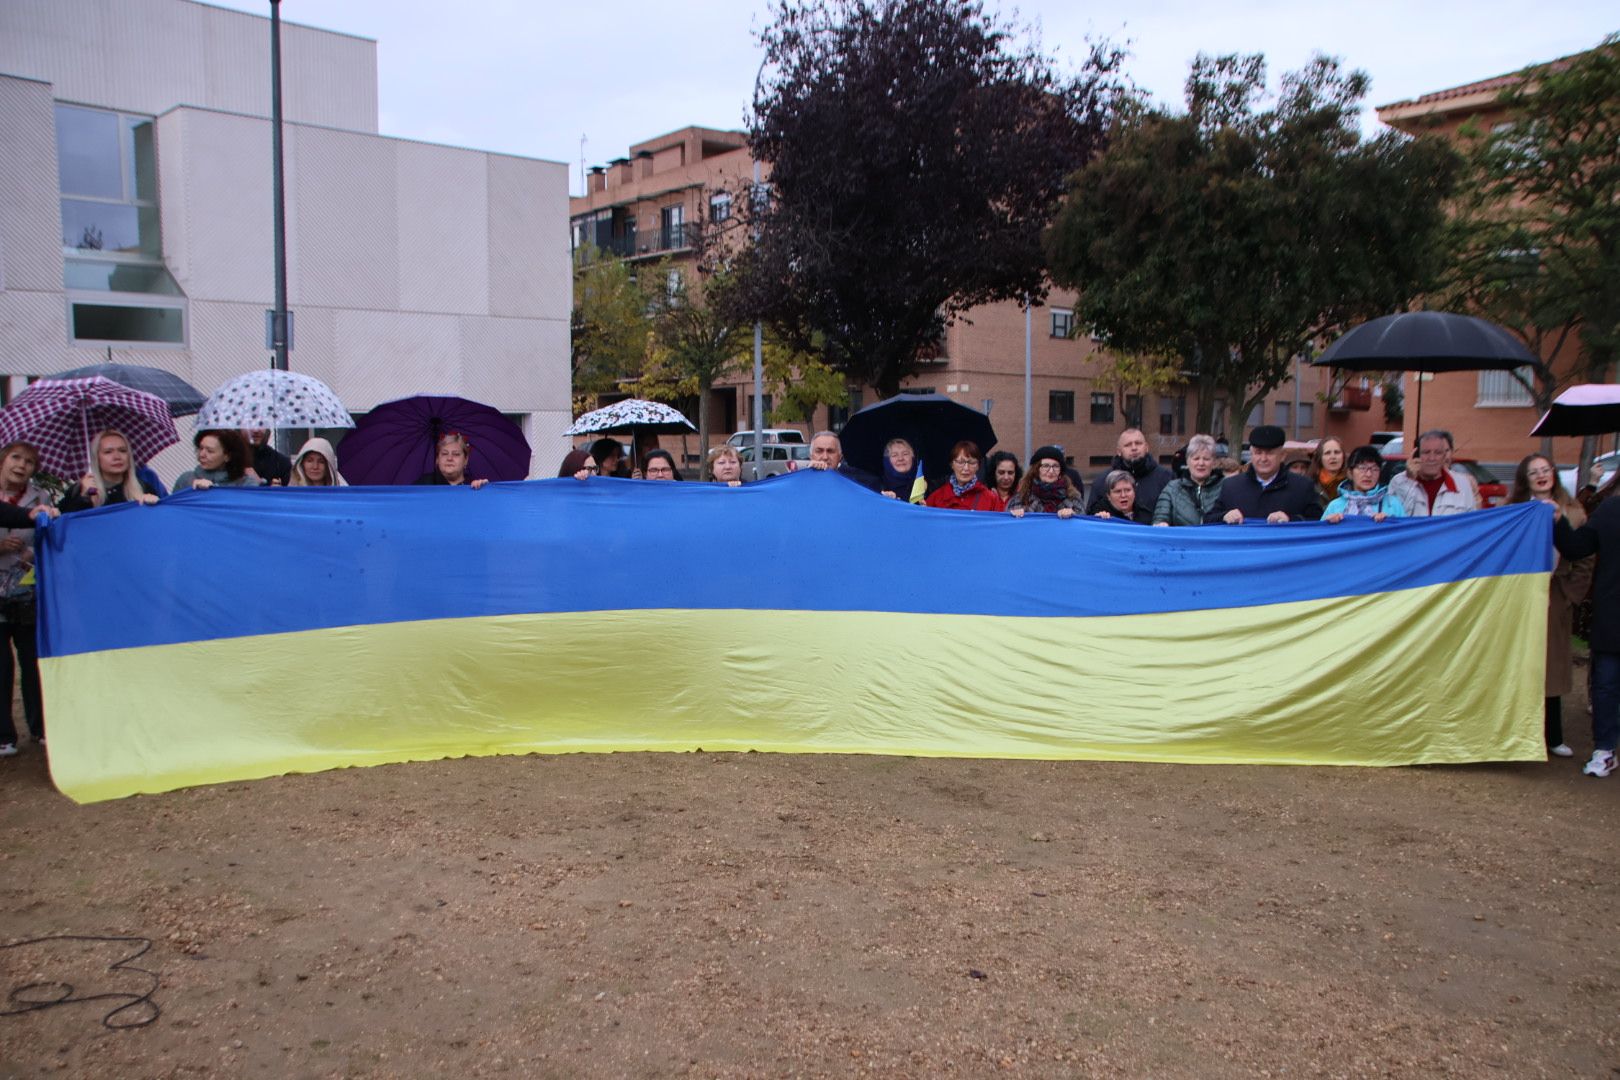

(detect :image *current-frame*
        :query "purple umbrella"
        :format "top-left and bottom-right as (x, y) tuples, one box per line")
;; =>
(0, 376), (177, 479)
(337, 396), (532, 485)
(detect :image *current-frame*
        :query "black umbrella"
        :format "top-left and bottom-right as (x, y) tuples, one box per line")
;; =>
(1529, 384), (1620, 438)
(47, 361), (206, 417)
(838, 394), (997, 481)
(1311, 311), (1537, 431)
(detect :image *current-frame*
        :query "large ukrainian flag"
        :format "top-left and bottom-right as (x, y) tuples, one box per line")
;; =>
(36, 472), (1553, 803)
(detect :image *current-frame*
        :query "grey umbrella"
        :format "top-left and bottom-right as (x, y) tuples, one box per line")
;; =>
(1310, 311), (1537, 431)
(49, 361), (207, 417)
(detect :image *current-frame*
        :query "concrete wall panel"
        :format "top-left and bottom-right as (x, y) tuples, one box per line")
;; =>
(396, 142), (488, 315)
(292, 126), (398, 313)
(488, 155), (569, 320)
(0, 75), (64, 294)
(0, 0), (376, 129)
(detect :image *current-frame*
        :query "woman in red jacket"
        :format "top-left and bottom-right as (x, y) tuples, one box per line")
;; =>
(925, 441), (1004, 512)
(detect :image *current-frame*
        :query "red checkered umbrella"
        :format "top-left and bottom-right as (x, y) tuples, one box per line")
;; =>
(0, 376), (178, 480)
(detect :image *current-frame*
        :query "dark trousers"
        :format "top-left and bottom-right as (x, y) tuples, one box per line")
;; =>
(1545, 696), (1563, 748)
(1592, 651), (1620, 753)
(0, 619), (42, 744)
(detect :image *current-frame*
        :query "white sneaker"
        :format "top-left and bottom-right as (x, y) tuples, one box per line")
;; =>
(1550, 743), (1575, 757)
(1583, 750), (1616, 777)
(0, 743), (15, 757)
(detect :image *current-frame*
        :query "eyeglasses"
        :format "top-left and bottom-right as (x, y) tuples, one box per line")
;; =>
(1352, 461), (1382, 471)
(951, 458), (977, 466)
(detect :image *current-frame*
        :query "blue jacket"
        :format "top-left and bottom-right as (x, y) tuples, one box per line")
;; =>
(1323, 481), (1407, 520)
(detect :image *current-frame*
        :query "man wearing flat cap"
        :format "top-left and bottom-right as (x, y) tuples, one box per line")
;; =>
(1204, 425), (1323, 524)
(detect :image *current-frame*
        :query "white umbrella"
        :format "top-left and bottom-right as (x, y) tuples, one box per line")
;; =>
(196, 370), (354, 430)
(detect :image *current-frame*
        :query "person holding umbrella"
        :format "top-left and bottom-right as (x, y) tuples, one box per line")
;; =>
(925, 441), (1002, 512)
(879, 438), (927, 503)
(415, 432), (489, 489)
(1389, 430), (1476, 517)
(59, 431), (160, 510)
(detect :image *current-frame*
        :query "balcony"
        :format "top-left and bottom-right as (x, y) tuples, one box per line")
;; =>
(572, 223), (699, 265)
(1328, 385), (1373, 412)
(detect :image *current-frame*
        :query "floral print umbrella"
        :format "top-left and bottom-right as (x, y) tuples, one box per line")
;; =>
(196, 370), (354, 431)
(563, 399), (696, 437)
(0, 376), (178, 479)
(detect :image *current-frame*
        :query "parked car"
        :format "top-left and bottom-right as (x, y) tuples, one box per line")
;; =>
(726, 429), (806, 448)
(1558, 449), (1620, 496)
(737, 442), (810, 480)
(1379, 436), (1405, 460)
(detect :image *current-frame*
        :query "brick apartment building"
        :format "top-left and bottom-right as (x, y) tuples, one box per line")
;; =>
(1375, 54), (1610, 471)
(570, 126), (1345, 473)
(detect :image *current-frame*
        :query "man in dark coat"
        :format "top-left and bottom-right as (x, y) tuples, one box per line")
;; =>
(802, 430), (882, 491)
(1555, 499), (1620, 777)
(1087, 427), (1173, 515)
(1205, 425), (1322, 524)
(242, 429), (292, 486)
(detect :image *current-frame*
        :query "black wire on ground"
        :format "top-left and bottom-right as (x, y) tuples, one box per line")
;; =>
(0, 934), (160, 1029)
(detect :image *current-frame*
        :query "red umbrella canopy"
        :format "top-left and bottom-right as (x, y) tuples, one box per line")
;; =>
(337, 395), (532, 484)
(0, 376), (177, 479)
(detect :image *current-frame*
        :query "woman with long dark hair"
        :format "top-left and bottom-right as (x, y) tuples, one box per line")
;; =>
(1513, 453), (1590, 759)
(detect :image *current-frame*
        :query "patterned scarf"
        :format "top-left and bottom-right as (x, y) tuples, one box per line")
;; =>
(949, 474), (979, 497)
(1031, 479), (1069, 513)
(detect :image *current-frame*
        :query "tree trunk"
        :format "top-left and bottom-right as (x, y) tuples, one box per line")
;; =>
(696, 376), (712, 453)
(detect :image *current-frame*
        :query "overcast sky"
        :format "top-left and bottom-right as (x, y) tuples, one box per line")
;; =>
(211, 1), (1614, 195)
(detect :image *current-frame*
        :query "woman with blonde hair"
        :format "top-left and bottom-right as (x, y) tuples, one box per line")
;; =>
(289, 437), (347, 487)
(705, 445), (744, 486)
(60, 430), (159, 510)
(1513, 453), (1591, 758)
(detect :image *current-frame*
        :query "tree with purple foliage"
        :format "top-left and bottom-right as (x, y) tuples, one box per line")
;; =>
(727, 0), (1122, 398)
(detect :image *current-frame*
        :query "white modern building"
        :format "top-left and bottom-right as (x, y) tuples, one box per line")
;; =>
(0, 0), (572, 479)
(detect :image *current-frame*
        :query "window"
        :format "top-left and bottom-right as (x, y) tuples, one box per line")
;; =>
(56, 105), (159, 256)
(56, 103), (185, 346)
(1158, 395), (1185, 437)
(1050, 309), (1074, 339)
(1298, 402), (1314, 429)
(1049, 390), (1075, 423)
(1090, 392), (1114, 424)
(666, 268), (683, 302)
(1477, 367), (1535, 407)
(1274, 401), (1292, 428)
(746, 393), (774, 424)
(659, 204), (685, 250)
(1124, 394), (1143, 427)
(709, 192), (732, 222)
(1246, 403), (1263, 427)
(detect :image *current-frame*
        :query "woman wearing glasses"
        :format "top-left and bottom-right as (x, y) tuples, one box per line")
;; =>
(1007, 446), (1082, 518)
(1322, 446), (1408, 523)
(924, 441), (1003, 511)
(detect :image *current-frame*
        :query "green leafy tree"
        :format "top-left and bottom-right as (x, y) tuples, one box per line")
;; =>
(1440, 35), (1620, 461)
(639, 267), (751, 449)
(570, 249), (656, 409)
(730, 0), (1122, 398)
(1046, 53), (1459, 438)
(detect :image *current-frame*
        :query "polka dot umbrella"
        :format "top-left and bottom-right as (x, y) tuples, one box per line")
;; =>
(195, 370), (354, 431)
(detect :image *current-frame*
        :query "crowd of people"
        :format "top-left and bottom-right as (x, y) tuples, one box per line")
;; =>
(1, 418), (1616, 780)
(551, 421), (1618, 779)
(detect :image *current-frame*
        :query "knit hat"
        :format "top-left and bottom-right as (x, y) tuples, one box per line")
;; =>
(1029, 445), (1065, 469)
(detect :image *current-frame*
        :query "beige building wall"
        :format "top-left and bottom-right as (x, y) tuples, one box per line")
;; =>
(0, 0), (378, 131)
(0, 3), (572, 482)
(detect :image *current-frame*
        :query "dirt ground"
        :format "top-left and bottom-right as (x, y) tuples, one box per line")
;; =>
(3, 674), (1619, 1080)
